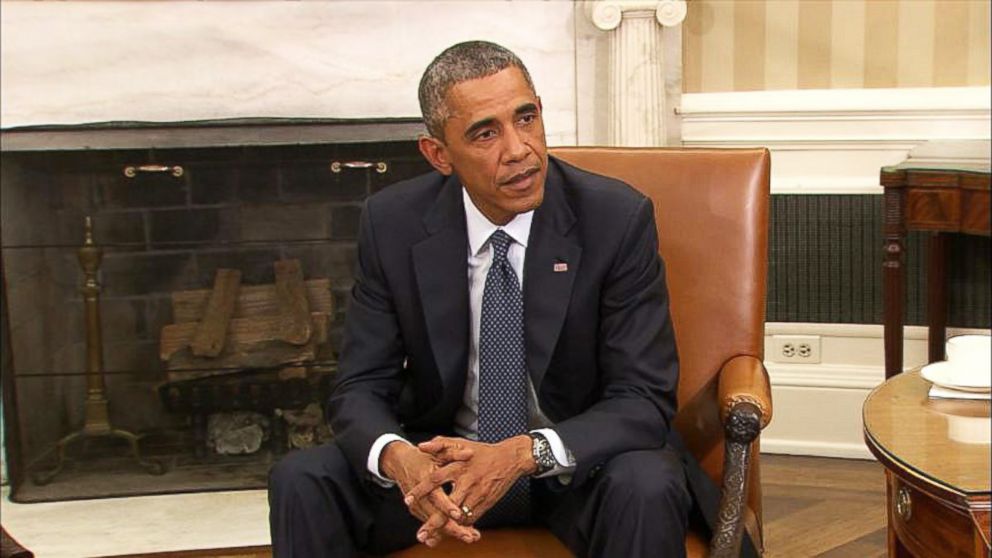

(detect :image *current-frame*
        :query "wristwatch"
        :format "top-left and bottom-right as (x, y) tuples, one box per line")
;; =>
(529, 432), (558, 476)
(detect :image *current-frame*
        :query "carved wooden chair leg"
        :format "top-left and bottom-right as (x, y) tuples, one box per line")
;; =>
(709, 401), (762, 558)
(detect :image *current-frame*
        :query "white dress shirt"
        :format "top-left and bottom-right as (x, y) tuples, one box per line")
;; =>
(366, 188), (576, 483)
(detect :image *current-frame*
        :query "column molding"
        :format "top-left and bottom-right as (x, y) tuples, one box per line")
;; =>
(588, 0), (687, 30)
(585, 0), (686, 146)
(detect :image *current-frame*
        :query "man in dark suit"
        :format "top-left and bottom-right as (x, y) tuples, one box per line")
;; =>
(269, 40), (689, 558)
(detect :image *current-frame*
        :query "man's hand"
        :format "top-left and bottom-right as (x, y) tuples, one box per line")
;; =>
(379, 441), (480, 547)
(406, 435), (536, 525)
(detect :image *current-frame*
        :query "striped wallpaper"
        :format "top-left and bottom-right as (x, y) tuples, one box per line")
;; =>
(683, 0), (992, 93)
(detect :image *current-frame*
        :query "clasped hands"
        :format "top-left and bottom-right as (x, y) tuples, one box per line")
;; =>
(380, 434), (536, 548)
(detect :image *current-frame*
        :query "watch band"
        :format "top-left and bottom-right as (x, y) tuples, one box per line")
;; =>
(529, 432), (558, 476)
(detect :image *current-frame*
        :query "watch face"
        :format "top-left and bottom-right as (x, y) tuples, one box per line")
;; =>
(533, 436), (556, 473)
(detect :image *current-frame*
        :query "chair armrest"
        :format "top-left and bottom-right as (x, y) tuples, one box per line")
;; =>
(1, 526), (33, 558)
(717, 355), (772, 430)
(709, 355), (773, 558)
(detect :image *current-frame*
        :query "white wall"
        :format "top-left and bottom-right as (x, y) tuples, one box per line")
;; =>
(0, 1), (579, 145)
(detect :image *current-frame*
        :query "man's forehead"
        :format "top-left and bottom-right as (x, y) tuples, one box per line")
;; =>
(448, 67), (532, 99)
(444, 71), (537, 119)
(450, 99), (537, 119)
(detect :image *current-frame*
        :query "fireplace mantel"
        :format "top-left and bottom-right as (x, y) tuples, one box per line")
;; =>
(0, 117), (426, 152)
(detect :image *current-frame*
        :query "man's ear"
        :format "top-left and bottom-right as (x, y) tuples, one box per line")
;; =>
(418, 135), (454, 176)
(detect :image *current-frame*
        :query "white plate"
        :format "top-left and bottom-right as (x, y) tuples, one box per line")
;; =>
(921, 361), (991, 392)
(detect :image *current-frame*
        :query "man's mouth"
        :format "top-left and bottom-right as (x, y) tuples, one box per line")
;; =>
(500, 167), (540, 188)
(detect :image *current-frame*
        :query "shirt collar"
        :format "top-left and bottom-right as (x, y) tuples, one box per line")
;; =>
(463, 187), (534, 257)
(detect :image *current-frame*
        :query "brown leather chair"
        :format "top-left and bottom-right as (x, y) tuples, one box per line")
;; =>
(1, 526), (33, 558)
(390, 147), (773, 558)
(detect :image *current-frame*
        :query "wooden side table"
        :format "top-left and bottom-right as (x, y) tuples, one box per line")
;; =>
(864, 371), (991, 557)
(881, 143), (991, 378)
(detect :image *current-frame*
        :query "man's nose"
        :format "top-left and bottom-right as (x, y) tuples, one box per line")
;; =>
(502, 127), (529, 163)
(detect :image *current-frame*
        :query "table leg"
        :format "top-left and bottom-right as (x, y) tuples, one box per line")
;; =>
(883, 188), (906, 378)
(927, 232), (948, 363)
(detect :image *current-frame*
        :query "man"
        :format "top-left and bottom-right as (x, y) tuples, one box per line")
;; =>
(269, 40), (691, 557)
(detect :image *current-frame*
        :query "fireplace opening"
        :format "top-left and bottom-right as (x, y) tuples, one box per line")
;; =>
(0, 119), (432, 502)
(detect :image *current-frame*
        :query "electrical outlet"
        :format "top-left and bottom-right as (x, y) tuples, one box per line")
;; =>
(770, 335), (821, 364)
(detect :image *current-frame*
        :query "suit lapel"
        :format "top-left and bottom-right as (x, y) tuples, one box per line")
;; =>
(412, 176), (470, 398)
(524, 161), (581, 391)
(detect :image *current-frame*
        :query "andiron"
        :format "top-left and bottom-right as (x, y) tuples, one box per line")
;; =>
(33, 217), (165, 485)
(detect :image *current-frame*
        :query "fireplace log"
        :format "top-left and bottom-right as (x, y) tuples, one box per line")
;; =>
(274, 259), (311, 345)
(191, 268), (242, 357)
(171, 278), (332, 323)
(161, 312), (330, 382)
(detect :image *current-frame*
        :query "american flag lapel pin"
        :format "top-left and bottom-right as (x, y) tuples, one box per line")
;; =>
(553, 262), (568, 273)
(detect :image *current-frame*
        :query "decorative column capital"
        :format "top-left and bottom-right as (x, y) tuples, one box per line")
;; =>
(587, 0), (687, 31)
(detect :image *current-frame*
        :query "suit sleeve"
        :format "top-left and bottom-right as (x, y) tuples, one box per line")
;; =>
(326, 200), (408, 477)
(553, 196), (679, 486)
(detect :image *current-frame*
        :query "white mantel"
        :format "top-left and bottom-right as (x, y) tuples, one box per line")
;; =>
(0, 1), (578, 145)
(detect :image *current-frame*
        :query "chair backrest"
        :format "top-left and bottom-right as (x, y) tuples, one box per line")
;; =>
(551, 147), (770, 523)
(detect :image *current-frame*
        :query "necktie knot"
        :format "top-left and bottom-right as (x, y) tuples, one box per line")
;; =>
(489, 230), (512, 264)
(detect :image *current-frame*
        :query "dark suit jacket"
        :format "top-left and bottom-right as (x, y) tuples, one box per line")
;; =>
(327, 155), (680, 488)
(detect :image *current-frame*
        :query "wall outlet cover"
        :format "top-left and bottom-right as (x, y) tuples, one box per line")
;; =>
(769, 334), (822, 364)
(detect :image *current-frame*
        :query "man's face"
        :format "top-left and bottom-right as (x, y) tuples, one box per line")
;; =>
(419, 67), (548, 225)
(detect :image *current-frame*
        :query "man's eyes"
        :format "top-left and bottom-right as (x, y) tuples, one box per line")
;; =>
(518, 113), (537, 125)
(470, 114), (537, 142)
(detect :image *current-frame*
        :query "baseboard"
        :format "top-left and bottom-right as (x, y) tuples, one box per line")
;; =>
(107, 546), (271, 558)
(761, 370), (879, 460)
(759, 322), (988, 460)
(761, 439), (874, 460)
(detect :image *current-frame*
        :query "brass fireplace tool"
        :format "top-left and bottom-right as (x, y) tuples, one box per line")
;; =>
(33, 217), (165, 484)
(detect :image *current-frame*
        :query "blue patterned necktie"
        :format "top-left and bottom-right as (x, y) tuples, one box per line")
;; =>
(477, 229), (531, 525)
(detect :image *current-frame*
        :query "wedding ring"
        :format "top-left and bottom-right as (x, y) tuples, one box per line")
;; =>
(460, 504), (474, 518)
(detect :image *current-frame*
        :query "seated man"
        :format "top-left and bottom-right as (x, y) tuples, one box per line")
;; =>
(269, 40), (697, 558)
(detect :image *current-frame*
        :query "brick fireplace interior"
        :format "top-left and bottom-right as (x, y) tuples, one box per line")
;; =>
(1, 119), (431, 502)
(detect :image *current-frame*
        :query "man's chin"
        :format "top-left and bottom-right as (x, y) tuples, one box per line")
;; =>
(517, 189), (545, 213)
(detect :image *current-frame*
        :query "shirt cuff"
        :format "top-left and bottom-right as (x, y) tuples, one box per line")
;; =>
(531, 428), (576, 481)
(367, 433), (412, 487)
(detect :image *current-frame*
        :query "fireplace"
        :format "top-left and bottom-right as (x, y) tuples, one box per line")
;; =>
(0, 118), (432, 502)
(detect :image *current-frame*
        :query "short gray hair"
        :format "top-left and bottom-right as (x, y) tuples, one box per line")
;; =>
(418, 41), (536, 140)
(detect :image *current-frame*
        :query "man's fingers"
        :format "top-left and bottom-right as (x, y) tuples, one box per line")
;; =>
(435, 446), (474, 462)
(404, 489), (445, 522)
(404, 481), (440, 507)
(416, 510), (448, 544)
(417, 436), (457, 453)
(418, 437), (474, 462)
(450, 476), (518, 525)
(447, 475), (481, 509)
(432, 518), (480, 544)
(447, 482), (486, 525)
(443, 520), (480, 543)
(459, 495), (487, 525)
(405, 462), (465, 504)
(405, 488), (462, 527)
(428, 487), (464, 521)
(416, 512), (481, 546)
